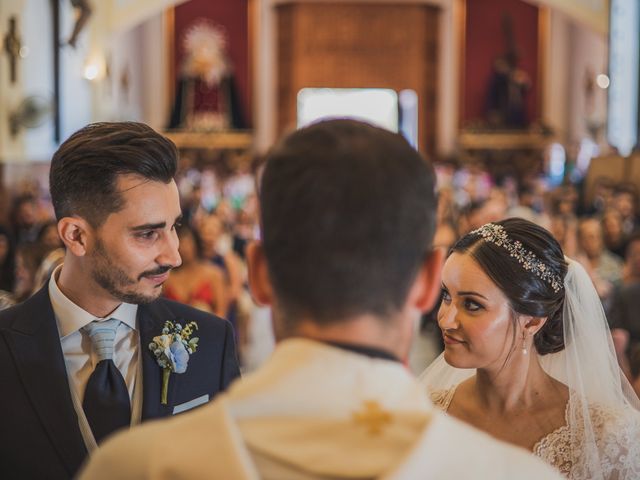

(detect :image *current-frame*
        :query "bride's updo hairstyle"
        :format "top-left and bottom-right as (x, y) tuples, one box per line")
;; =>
(451, 218), (568, 355)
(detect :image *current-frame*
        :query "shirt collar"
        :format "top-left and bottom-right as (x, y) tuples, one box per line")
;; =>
(49, 265), (138, 339)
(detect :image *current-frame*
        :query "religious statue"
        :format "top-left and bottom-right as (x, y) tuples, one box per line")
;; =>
(168, 20), (245, 131)
(485, 14), (531, 129)
(67, 0), (92, 48)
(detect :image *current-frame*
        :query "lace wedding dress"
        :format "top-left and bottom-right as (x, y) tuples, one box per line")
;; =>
(422, 259), (640, 480)
(429, 387), (640, 479)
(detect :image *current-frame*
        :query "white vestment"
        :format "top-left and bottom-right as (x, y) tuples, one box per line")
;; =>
(80, 339), (562, 479)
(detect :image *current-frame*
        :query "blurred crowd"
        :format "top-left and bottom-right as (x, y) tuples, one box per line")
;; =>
(2, 158), (640, 385)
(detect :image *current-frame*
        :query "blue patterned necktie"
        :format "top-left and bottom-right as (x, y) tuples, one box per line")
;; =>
(82, 318), (131, 443)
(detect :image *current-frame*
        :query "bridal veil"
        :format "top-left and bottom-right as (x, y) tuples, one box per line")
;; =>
(420, 258), (640, 479)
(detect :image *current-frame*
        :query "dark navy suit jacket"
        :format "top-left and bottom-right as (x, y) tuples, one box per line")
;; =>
(0, 285), (241, 479)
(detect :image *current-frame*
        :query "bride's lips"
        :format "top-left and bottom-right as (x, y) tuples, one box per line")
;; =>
(443, 332), (465, 345)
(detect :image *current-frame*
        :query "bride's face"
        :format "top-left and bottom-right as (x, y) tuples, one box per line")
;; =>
(438, 252), (517, 369)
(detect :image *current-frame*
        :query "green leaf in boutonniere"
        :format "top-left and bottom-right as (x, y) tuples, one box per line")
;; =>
(148, 320), (199, 404)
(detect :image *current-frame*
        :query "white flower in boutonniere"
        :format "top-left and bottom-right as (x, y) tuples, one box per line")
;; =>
(149, 320), (199, 405)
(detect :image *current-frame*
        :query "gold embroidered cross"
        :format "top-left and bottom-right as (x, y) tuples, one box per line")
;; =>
(353, 400), (392, 435)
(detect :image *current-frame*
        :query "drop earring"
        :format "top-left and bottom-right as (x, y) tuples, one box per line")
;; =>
(522, 331), (528, 355)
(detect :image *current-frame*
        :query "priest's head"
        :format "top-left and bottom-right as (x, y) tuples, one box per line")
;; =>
(247, 119), (444, 360)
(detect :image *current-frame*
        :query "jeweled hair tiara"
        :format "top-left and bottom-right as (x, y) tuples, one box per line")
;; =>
(470, 223), (564, 293)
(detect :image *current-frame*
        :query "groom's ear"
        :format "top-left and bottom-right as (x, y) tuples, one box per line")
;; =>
(58, 217), (91, 256)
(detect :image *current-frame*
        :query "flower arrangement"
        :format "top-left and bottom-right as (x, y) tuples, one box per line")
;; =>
(149, 320), (199, 404)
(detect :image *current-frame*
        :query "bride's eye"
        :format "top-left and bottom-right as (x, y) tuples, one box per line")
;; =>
(441, 288), (451, 304)
(463, 298), (483, 312)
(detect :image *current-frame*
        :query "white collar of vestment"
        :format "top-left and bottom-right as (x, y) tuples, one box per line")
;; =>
(229, 337), (432, 416)
(48, 264), (138, 339)
(222, 338), (434, 477)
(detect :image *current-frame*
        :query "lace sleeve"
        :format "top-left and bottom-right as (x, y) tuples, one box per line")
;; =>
(590, 405), (640, 480)
(536, 403), (640, 479)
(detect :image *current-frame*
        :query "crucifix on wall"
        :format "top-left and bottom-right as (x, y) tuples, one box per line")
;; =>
(3, 16), (22, 84)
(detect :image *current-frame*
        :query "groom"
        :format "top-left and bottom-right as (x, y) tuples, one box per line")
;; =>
(81, 120), (561, 479)
(0, 122), (240, 479)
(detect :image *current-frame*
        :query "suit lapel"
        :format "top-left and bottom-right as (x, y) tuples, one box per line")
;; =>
(3, 286), (87, 474)
(139, 300), (180, 419)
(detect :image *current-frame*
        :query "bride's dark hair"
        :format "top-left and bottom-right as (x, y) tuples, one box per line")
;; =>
(451, 217), (568, 355)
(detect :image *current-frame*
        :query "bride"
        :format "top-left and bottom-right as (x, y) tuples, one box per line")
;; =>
(421, 218), (640, 479)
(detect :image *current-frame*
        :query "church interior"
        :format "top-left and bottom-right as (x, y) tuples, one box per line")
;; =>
(0, 0), (638, 379)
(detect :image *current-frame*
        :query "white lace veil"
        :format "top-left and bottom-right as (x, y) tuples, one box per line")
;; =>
(420, 258), (640, 479)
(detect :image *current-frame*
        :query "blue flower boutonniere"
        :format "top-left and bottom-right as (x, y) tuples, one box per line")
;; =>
(149, 320), (199, 405)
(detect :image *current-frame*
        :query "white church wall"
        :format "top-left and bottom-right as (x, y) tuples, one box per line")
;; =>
(20, 0), (56, 162)
(88, 12), (168, 130)
(0, 0), (26, 162)
(0, 0), (94, 162)
(566, 16), (608, 146)
(543, 9), (572, 142)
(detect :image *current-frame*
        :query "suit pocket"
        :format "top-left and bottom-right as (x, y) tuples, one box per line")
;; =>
(172, 394), (210, 414)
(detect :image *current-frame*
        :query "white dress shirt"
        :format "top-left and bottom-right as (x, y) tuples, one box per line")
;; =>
(48, 265), (142, 451)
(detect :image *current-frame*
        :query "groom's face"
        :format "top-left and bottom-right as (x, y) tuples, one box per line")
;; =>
(88, 174), (182, 304)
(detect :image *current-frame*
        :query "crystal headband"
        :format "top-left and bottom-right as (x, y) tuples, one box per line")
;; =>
(470, 223), (563, 293)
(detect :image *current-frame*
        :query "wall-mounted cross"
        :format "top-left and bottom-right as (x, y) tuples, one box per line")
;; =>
(3, 16), (22, 84)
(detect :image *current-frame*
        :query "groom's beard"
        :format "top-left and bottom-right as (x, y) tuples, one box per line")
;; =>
(90, 238), (171, 305)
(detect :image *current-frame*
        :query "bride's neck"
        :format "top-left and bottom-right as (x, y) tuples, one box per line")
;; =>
(473, 354), (554, 413)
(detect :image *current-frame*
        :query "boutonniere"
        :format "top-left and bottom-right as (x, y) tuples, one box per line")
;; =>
(149, 320), (199, 405)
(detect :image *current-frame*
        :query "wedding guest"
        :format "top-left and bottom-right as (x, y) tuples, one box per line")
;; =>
(198, 213), (243, 330)
(10, 194), (42, 244)
(550, 185), (579, 217)
(608, 233), (640, 378)
(0, 122), (240, 479)
(231, 208), (256, 260)
(433, 221), (458, 251)
(30, 220), (66, 293)
(628, 345), (640, 398)
(13, 241), (48, 302)
(602, 208), (627, 259)
(179, 183), (206, 228)
(581, 176), (614, 216)
(620, 232), (640, 286)
(0, 225), (16, 293)
(80, 120), (561, 480)
(576, 217), (623, 305)
(422, 218), (640, 479)
(163, 224), (228, 317)
(37, 220), (64, 251)
(613, 184), (640, 236)
(549, 213), (578, 258)
(32, 248), (66, 295)
(507, 183), (550, 228)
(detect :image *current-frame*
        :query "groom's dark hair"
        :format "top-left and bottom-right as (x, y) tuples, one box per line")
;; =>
(49, 122), (178, 228)
(259, 119), (437, 326)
